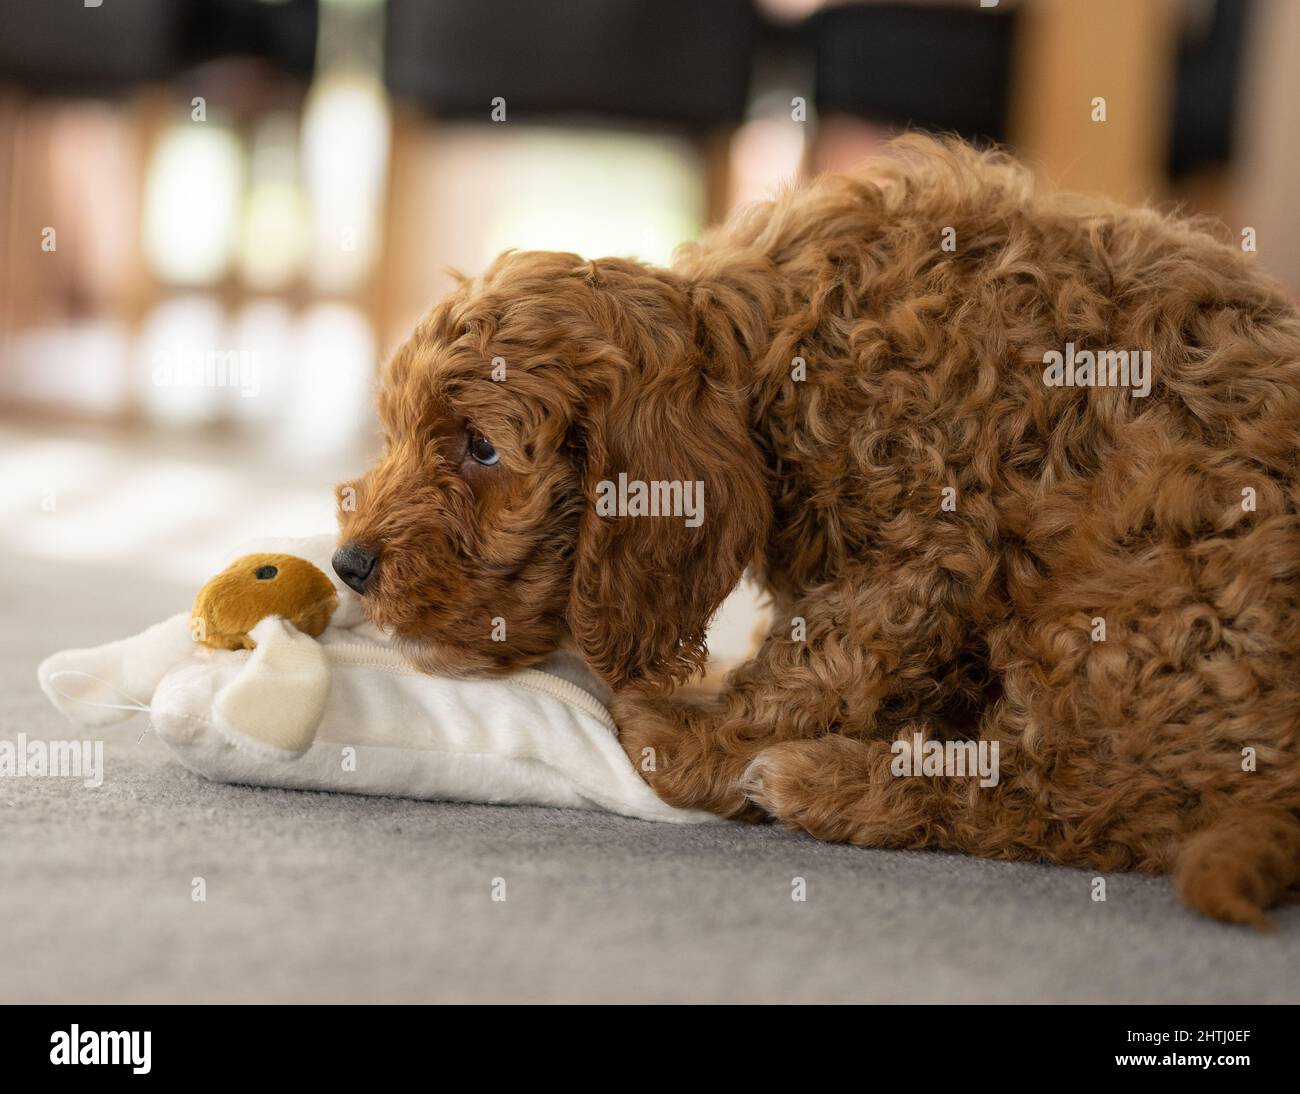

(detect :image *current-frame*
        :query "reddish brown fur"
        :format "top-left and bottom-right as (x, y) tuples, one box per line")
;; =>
(339, 136), (1300, 926)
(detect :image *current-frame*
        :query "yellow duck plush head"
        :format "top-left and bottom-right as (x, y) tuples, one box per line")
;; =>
(191, 553), (338, 651)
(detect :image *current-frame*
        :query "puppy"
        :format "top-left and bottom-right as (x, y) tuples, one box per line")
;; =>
(337, 136), (1300, 927)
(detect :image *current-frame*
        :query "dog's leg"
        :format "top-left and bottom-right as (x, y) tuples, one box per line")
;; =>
(737, 615), (1300, 930)
(613, 573), (971, 819)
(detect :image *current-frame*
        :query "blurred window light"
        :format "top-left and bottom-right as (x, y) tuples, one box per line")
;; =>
(2, 323), (130, 414)
(239, 113), (309, 291)
(729, 117), (806, 209)
(729, 92), (808, 210)
(301, 74), (390, 293)
(484, 129), (705, 266)
(227, 299), (296, 426)
(281, 302), (376, 454)
(413, 126), (704, 284)
(134, 296), (230, 426)
(756, 0), (826, 24)
(142, 123), (244, 286)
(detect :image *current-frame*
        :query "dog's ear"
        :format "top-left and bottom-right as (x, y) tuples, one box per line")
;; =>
(566, 362), (769, 691)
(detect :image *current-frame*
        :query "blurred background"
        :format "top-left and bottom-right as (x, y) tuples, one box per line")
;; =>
(2, 0), (1298, 657)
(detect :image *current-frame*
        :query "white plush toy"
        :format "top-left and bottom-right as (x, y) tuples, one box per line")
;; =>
(38, 535), (717, 824)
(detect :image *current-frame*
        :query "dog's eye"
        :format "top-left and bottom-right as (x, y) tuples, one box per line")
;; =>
(254, 565), (278, 580)
(468, 433), (499, 466)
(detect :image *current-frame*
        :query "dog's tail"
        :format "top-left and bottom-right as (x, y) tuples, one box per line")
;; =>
(1174, 805), (1300, 929)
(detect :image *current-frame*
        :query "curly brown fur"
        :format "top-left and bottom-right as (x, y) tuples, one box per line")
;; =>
(339, 135), (1300, 927)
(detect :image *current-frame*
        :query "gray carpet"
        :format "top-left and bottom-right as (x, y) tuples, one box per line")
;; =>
(4, 557), (1299, 1003)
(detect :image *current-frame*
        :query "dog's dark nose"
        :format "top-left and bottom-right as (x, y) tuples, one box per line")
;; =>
(332, 542), (377, 594)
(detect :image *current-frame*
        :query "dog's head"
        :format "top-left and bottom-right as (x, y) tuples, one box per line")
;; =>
(335, 250), (770, 690)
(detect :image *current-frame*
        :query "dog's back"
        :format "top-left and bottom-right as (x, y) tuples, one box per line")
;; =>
(656, 137), (1300, 925)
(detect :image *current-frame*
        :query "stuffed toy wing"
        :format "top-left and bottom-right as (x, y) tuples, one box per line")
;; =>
(37, 534), (719, 825)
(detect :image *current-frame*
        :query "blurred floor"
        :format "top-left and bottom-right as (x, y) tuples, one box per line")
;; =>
(0, 418), (765, 660)
(4, 551), (1299, 1003)
(0, 420), (359, 587)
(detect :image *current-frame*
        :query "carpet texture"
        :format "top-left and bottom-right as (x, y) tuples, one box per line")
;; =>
(3, 557), (1299, 1003)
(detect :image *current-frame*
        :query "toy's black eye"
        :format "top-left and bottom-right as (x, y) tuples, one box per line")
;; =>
(255, 565), (278, 580)
(468, 433), (499, 466)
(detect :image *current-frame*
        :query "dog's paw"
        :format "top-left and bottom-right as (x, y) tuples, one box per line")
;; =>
(740, 741), (819, 821)
(741, 736), (892, 842)
(739, 749), (777, 814)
